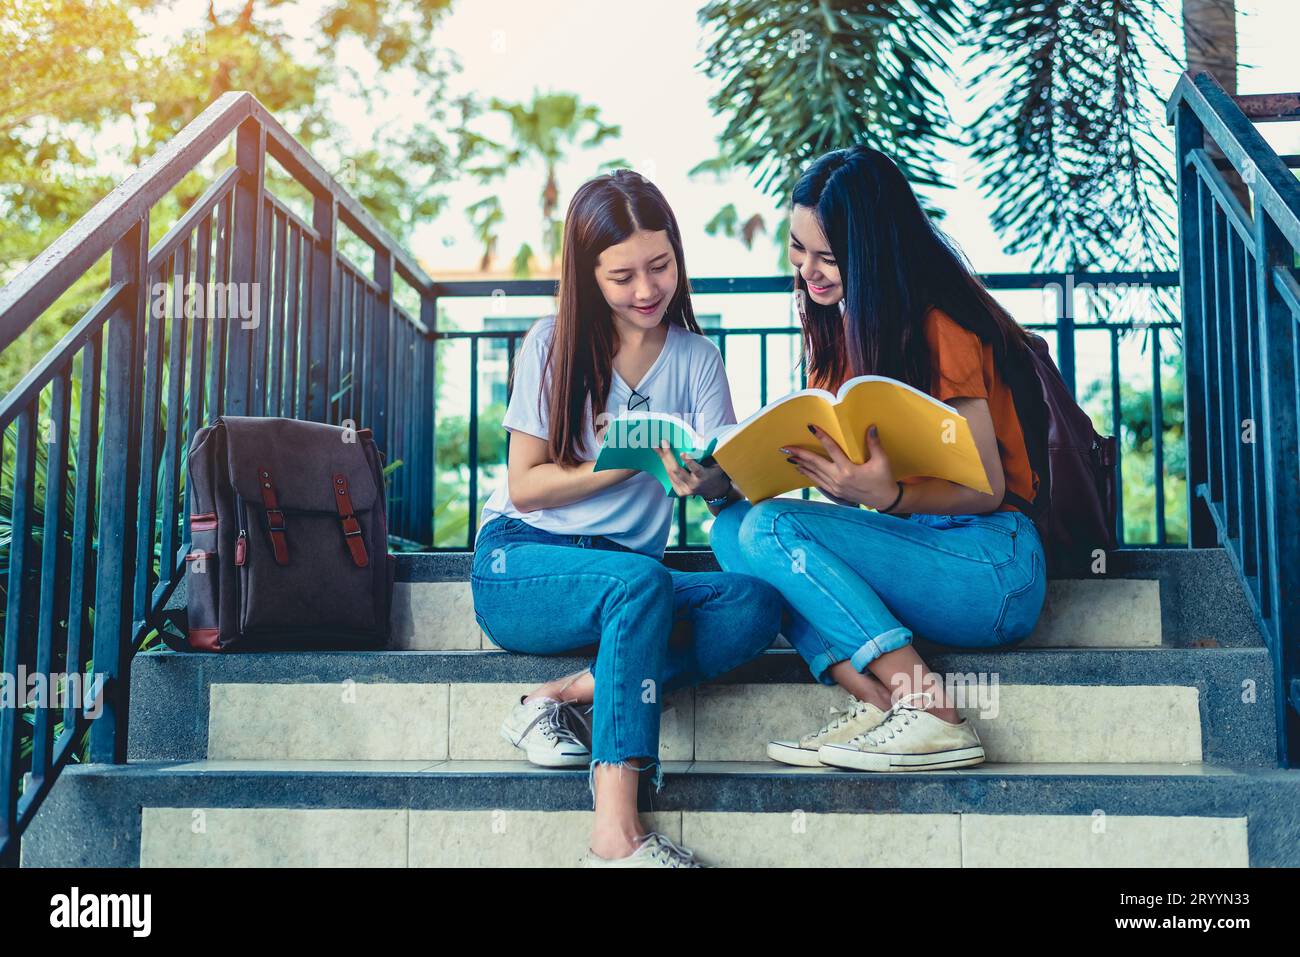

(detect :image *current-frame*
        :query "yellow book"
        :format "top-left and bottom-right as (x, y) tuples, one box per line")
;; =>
(711, 375), (992, 503)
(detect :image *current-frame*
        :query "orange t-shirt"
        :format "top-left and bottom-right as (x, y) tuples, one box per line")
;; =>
(913, 306), (1037, 512)
(814, 307), (1038, 512)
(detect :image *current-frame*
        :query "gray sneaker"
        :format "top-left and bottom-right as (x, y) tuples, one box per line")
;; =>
(767, 696), (888, 767)
(500, 695), (590, 767)
(579, 831), (704, 868)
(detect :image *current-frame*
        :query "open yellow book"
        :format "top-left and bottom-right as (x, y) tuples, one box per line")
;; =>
(711, 375), (992, 503)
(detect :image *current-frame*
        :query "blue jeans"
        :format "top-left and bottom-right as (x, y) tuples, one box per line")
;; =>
(708, 498), (1046, 685)
(470, 515), (783, 795)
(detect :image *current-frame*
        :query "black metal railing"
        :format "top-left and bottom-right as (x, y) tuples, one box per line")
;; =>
(1168, 71), (1300, 767)
(430, 271), (1180, 551)
(0, 92), (439, 865)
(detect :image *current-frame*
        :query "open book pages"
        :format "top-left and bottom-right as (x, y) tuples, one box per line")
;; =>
(711, 375), (992, 503)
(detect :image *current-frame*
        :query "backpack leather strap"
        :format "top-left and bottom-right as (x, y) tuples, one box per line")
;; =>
(258, 467), (290, 565)
(333, 472), (370, 567)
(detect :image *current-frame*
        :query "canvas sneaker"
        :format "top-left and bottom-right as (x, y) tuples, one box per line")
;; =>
(500, 695), (590, 767)
(767, 695), (888, 766)
(579, 832), (704, 868)
(817, 692), (985, 771)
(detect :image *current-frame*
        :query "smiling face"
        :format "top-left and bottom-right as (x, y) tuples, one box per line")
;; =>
(788, 204), (842, 306)
(594, 228), (679, 331)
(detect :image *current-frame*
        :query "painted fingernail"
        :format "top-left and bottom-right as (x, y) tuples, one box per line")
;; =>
(785, 456), (796, 464)
(778, 447), (790, 455)
(806, 425), (816, 434)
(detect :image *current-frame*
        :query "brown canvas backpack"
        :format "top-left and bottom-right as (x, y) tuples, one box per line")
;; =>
(182, 416), (395, 651)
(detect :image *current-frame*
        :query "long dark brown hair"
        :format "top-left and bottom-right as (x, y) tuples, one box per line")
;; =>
(791, 146), (1032, 394)
(520, 169), (701, 467)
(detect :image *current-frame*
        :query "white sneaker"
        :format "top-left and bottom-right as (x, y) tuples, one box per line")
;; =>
(767, 696), (888, 766)
(579, 832), (704, 868)
(500, 695), (590, 767)
(817, 692), (985, 771)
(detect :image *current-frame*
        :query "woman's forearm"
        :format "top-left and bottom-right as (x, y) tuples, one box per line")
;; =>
(510, 460), (636, 512)
(889, 478), (1003, 516)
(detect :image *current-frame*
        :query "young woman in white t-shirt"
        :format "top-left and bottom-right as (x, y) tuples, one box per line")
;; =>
(470, 170), (781, 868)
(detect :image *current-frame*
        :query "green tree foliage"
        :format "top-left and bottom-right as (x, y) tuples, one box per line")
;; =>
(460, 91), (624, 276)
(695, 0), (1179, 273)
(1, 0), (465, 391)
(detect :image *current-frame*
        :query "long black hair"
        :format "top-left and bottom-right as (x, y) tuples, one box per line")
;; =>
(791, 146), (1031, 393)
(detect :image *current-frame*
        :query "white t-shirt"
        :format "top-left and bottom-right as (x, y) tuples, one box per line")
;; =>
(476, 316), (737, 558)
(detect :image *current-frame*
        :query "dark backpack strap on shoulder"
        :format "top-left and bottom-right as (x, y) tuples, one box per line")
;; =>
(258, 466), (289, 564)
(333, 472), (370, 567)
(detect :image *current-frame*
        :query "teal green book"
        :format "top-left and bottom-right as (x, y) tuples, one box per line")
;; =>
(593, 412), (734, 496)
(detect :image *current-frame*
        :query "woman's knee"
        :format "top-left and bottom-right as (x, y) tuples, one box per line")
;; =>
(608, 556), (675, 609)
(708, 499), (751, 568)
(737, 498), (808, 555)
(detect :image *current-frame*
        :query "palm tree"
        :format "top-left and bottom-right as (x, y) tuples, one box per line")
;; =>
(696, 0), (1242, 274)
(461, 92), (624, 276)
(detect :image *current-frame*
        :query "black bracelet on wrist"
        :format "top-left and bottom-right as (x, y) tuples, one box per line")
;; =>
(878, 480), (905, 514)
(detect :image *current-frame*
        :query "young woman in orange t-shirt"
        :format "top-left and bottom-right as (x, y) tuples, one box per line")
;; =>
(710, 145), (1047, 771)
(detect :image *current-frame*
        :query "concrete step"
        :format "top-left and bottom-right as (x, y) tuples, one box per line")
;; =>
(21, 759), (1300, 867)
(127, 646), (1279, 766)
(160, 547), (1264, 650)
(390, 547), (1261, 651)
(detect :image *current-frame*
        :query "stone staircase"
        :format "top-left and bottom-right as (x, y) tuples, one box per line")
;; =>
(20, 547), (1300, 867)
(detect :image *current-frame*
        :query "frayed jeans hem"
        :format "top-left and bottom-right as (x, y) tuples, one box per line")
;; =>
(587, 757), (663, 808)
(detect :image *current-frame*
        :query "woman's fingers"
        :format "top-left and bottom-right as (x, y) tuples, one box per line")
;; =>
(806, 424), (852, 467)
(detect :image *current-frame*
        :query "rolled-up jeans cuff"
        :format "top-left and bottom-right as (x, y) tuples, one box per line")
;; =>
(806, 648), (843, 687)
(849, 626), (913, 673)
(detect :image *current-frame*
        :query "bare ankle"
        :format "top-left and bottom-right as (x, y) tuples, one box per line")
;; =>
(589, 822), (643, 860)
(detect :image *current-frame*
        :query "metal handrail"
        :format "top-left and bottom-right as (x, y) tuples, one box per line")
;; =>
(0, 91), (437, 865)
(431, 271), (1182, 551)
(1168, 70), (1300, 767)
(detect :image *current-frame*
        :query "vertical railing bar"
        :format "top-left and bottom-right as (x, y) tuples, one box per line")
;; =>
(1220, 219), (1241, 542)
(307, 196), (336, 423)
(354, 276), (367, 428)
(159, 239), (190, 577)
(395, 320), (409, 536)
(1109, 325), (1125, 545)
(372, 248), (393, 458)
(268, 207), (288, 417)
(184, 214), (211, 527)
(1196, 183), (1216, 509)
(284, 222), (301, 418)
(1175, 104), (1215, 546)
(467, 335), (479, 549)
(1206, 208), (1237, 538)
(1233, 233), (1258, 577)
(63, 329), (100, 738)
(759, 331), (768, 407)
(338, 269), (353, 424)
(90, 214), (148, 764)
(1205, 196), (1225, 506)
(248, 195), (272, 417)
(1246, 250), (1271, 615)
(358, 283), (371, 430)
(295, 227), (313, 418)
(132, 253), (168, 621)
(418, 295), (436, 546)
(208, 193), (232, 420)
(32, 369), (71, 783)
(401, 320), (414, 542)
(224, 117), (266, 416)
(1, 407), (38, 852)
(1151, 326), (1166, 545)
(1057, 273), (1078, 397)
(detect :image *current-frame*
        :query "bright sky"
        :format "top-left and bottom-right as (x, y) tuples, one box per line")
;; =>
(131, 1), (1300, 417)
(148, 0), (1300, 285)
